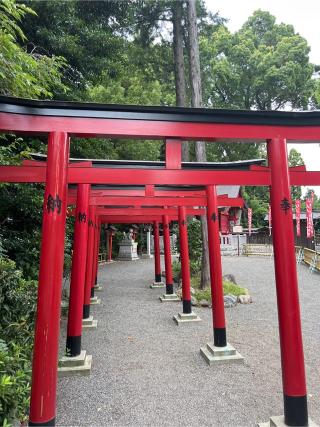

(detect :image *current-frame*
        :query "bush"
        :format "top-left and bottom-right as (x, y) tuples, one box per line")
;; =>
(0, 257), (37, 426)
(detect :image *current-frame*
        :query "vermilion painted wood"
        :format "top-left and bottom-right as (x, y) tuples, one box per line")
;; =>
(95, 207), (206, 216)
(162, 214), (173, 291)
(3, 165), (320, 186)
(99, 216), (173, 223)
(83, 206), (95, 317)
(66, 184), (90, 355)
(1, 111), (320, 140)
(88, 195), (244, 207)
(268, 138), (307, 398)
(29, 132), (69, 426)
(178, 206), (191, 312)
(108, 233), (113, 261)
(153, 221), (161, 281)
(92, 219), (101, 289)
(206, 185), (226, 345)
(165, 139), (182, 169)
(89, 196), (207, 206)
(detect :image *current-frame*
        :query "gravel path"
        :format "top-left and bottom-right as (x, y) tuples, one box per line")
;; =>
(57, 256), (320, 426)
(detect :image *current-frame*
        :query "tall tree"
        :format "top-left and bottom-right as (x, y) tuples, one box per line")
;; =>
(187, 0), (210, 289)
(172, 0), (189, 161)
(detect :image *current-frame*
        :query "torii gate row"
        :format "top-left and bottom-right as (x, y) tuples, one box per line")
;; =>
(1, 97), (319, 427)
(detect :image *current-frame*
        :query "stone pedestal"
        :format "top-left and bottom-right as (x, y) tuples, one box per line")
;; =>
(90, 296), (101, 305)
(142, 253), (153, 259)
(173, 311), (201, 325)
(159, 293), (180, 302)
(258, 416), (318, 427)
(82, 316), (98, 329)
(150, 281), (165, 288)
(200, 342), (244, 365)
(58, 350), (92, 377)
(117, 239), (139, 261)
(94, 284), (102, 292)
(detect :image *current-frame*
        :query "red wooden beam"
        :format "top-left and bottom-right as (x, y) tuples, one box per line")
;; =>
(95, 207), (205, 216)
(1, 165), (320, 186)
(2, 112), (320, 140)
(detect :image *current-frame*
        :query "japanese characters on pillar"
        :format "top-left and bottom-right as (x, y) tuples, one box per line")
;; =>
(248, 208), (252, 236)
(268, 137), (308, 427)
(29, 132), (69, 427)
(295, 199), (301, 237)
(83, 206), (95, 319)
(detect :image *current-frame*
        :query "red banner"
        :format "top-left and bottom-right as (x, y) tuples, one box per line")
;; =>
(295, 200), (301, 237)
(268, 204), (272, 236)
(248, 208), (252, 236)
(306, 198), (314, 239)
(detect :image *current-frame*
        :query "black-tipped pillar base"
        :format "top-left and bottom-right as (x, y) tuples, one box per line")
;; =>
(90, 287), (95, 298)
(83, 304), (90, 319)
(183, 299), (192, 314)
(66, 335), (81, 357)
(29, 418), (55, 426)
(166, 284), (173, 295)
(155, 273), (162, 283)
(214, 328), (227, 347)
(284, 394), (308, 426)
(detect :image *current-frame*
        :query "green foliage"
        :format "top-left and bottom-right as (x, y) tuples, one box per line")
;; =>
(0, 258), (37, 425)
(201, 10), (314, 111)
(288, 148), (305, 200)
(0, 0), (67, 98)
(191, 277), (247, 302)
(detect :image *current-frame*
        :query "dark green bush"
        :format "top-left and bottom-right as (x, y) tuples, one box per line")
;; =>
(0, 257), (37, 426)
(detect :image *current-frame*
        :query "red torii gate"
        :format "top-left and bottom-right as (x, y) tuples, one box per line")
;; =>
(1, 97), (319, 426)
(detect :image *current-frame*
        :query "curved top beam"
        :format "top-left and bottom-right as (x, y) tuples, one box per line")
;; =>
(1, 96), (320, 126)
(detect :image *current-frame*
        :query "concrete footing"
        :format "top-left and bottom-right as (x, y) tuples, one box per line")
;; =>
(258, 416), (318, 427)
(173, 311), (201, 325)
(94, 284), (102, 291)
(82, 316), (98, 329)
(106, 260), (115, 264)
(142, 254), (153, 259)
(58, 350), (92, 377)
(200, 342), (244, 365)
(159, 293), (180, 302)
(150, 281), (165, 288)
(90, 296), (101, 305)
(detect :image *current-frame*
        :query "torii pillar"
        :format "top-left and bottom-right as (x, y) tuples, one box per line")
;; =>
(200, 185), (243, 364)
(150, 220), (165, 288)
(82, 206), (98, 329)
(259, 138), (313, 427)
(173, 206), (201, 324)
(159, 214), (179, 302)
(58, 183), (92, 377)
(29, 132), (69, 426)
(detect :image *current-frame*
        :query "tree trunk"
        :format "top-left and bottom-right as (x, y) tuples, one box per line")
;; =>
(173, 0), (189, 162)
(187, 0), (210, 289)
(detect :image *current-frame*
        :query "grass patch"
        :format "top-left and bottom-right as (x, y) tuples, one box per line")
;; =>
(190, 275), (248, 302)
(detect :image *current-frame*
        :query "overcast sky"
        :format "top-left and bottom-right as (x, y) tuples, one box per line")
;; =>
(205, 0), (320, 194)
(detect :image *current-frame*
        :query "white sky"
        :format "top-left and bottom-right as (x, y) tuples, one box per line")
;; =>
(205, 0), (320, 194)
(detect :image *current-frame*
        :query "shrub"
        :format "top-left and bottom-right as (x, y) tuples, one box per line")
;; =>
(0, 257), (37, 425)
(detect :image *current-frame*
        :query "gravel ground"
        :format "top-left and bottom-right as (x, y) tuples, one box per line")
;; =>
(56, 256), (320, 427)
